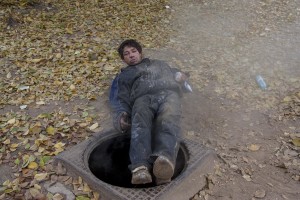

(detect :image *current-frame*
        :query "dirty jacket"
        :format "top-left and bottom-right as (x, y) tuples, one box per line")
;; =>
(109, 58), (181, 131)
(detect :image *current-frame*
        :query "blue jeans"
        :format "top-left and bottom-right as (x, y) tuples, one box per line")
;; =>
(129, 90), (182, 171)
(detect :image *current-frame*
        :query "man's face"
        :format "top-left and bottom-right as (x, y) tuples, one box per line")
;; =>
(122, 46), (142, 65)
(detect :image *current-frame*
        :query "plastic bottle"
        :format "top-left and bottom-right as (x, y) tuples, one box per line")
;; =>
(184, 81), (193, 92)
(256, 75), (267, 90)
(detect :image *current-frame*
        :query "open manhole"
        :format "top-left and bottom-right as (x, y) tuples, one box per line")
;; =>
(88, 133), (188, 188)
(56, 130), (217, 200)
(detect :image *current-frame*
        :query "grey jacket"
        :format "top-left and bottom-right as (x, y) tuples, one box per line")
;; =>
(109, 58), (181, 131)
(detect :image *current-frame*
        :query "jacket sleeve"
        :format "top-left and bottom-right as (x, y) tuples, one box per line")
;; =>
(109, 74), (131, 132)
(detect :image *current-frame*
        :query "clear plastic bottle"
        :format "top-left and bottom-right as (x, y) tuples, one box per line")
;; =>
(256, 75), (267, 90)
(184, 81), (193, 92)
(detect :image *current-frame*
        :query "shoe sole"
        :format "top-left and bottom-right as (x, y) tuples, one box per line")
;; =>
(153, 156), (174, 180)
(131, 171), (152, 184)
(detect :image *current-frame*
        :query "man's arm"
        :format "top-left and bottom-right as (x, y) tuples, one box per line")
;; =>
(109, 74), (132, 132)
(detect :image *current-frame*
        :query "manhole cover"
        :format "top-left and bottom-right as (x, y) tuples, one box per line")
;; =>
(55, 130), (217, 200)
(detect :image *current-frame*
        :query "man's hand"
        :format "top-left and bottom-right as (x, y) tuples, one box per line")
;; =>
(175, 72), (188, 83)
(120, 112), (131, 132)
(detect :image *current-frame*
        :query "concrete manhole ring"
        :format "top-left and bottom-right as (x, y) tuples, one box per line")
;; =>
(55, 130), (217, 200)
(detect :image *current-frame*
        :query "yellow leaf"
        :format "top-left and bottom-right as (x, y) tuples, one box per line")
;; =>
(2, 179), (11, 186)
(70, 84), (76, 91)
(89, 123), (98, 130)
(7, 118), (16, 125)
(292, 138), (300, 147)
(283, 96), (292, 102)
(28, 162), (38, 169)
(23, 130), (30, 135)
(34, 184), (41, 190)
(83, 183), (91, 193)
(53, 193), (64, 200)
(54, 80), (63, 86)
(6, 72), (12, 79)
(92, 192), (100, 200)
(36, 101), (45, 105)
(29, 188), (41, 197)
(66, 28), (73, 34)
(56, 53), (62, 59)
(54, 142), (65, 149)
(79, 123), (88, 127)
(31, 58), (43, 63)
(10, 143), (19, 148)
(30, 124), (42, 134)
(248, 144), (260, 151)
(104, 66), (115, 71)
(242, 174), (252, 181)
(26, 17), (33, 22)
(38, 147), (45, 153)
(3, 139), (10, 145)
(46, 126), (56, 135)
(34, 173), (48, 181)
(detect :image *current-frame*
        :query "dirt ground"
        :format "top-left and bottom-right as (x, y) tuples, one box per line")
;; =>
(1, 0), (299, 199)
(160, 0), (300, 199)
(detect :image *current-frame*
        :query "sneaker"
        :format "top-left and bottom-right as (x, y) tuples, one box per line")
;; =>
(131, 166), (152, 184)
(153, 156), (174, 185)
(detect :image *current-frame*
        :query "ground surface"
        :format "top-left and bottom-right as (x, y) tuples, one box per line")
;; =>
(1, 0), (299, 199)
(164, 0), (300, 199)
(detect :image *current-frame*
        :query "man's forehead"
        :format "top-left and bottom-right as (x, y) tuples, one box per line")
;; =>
(124, 46), (137, 51)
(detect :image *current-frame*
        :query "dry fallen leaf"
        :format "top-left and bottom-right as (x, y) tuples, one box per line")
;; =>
(29, 188), (41, 198)
(36, 101), (46, 105)
(248, 144), (260, 151)
(291, 138), (300, 147)
(54, 142), (65, 149)
(83, 182), (91, 193)
(70, 84), (76, 91)
(254, 189), (266, 198)
(56, 162), (67, 175)
(6, 72), (12, 79)
(34, 173), (48, 181)
(3, 139), (11, 145)
(89, 123), (98, 131)
(46, 126), (56, 135)
(53, 193), (64, 200)
(27, 162), (38, 170)
(242, 174), (252, 181)
(30, 124), (42, 134)
(7, 118), (16, 125)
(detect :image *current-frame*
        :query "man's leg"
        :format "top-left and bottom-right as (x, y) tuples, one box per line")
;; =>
(130, 95), (154, 184)
(152, 91), (182, 185)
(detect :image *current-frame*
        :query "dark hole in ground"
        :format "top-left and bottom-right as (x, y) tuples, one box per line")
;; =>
(88, 134), (188, 188)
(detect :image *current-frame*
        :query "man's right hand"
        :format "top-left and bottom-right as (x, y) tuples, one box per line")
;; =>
(120, 112), (131, 132)
(175, 72), (188, 83)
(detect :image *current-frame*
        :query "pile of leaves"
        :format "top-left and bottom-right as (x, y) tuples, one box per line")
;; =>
(272, 91), (300, 182)
(0, 107), (102, 199)
(0, 0), (40, 7)
(278, 91), (300, 120)
(0, 0), (173, 199)
(0, 0), (172, 106)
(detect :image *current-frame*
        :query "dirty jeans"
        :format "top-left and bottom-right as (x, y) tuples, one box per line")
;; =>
(129, 90), (181, 171)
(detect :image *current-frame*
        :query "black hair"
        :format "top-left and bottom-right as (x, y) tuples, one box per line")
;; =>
(117, 39), (142, 59)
